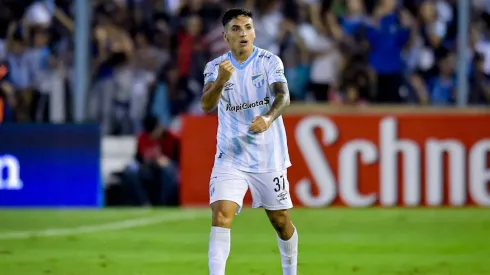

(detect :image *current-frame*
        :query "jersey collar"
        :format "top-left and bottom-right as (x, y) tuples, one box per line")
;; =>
(228, 47), (258, 70)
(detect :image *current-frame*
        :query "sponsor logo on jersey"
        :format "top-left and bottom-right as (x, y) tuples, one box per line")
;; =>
(225, 97), (270, 112)
(224, 82), (234, 91)
(258, 53), (272, 59)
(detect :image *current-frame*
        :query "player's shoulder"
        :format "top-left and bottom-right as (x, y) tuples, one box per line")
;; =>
(205, 52), (229, 71)
(255, 47), (282, 64)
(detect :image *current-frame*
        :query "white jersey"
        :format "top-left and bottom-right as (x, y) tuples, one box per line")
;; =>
(203, 47), (291, 173)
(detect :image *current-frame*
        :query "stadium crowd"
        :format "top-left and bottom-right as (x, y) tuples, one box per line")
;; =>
(1, 0), (490, 130)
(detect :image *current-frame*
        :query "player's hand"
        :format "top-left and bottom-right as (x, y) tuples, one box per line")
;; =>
(156, 155), (170, 167)
(248, 115), (272, 134)
(217, 60), (235, 83)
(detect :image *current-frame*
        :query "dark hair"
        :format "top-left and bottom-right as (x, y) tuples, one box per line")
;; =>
(142, 114), (159, 133)
(221, 8), (253, 27)
(434, 46), (450, 61)
(473, 52), (484, 64)
(12, 31), (23, 43)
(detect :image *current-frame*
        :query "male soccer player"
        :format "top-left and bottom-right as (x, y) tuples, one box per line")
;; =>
(201, 8), (298, 275)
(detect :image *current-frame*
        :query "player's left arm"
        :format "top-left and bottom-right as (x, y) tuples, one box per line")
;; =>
(265, 82), (290, 122)
(264, 55), (290, 121)
(249, 55), (290, 134)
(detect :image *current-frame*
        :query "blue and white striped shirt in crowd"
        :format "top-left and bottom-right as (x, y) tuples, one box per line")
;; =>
(7, 53), (32, 89)
(203, 47), (291, 173)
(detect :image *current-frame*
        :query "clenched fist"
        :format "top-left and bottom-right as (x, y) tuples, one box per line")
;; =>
(217, 60), (235, 83)
(248, 115), (272, 134)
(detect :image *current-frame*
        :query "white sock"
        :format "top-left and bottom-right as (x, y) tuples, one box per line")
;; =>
(277, 226), (298, 275)
(209, 226), (231, 275)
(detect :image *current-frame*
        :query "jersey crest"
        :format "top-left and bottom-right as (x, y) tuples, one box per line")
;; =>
(252, 73), (265, 88)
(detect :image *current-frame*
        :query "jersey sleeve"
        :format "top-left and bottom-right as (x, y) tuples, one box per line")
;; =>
(266, 55), (288, 86)
(203, 61), (218, 85)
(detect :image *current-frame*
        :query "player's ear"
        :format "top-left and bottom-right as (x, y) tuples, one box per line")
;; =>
(223, 31), (228, 42)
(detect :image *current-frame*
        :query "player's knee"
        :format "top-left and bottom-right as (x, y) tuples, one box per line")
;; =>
(210, 201), (238, 228)
(267, 210), (290, 233)
(212, 209), (234, 228)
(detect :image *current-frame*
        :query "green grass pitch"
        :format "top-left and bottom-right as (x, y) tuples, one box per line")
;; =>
(0, 208), (488, 275)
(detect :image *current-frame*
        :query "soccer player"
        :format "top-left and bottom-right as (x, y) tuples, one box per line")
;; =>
(201, 8), (298, 275)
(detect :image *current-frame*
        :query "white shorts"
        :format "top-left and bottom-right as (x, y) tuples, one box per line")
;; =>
(209, 166), (293, 214)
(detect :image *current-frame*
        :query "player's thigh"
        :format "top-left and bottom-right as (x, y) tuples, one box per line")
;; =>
(209, 167), (248, 216)
(247, 169), (293, 211)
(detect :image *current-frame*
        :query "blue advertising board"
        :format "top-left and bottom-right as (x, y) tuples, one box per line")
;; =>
(0, 124), (102, 207)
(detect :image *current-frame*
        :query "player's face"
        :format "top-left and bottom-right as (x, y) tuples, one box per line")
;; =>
(224, 16), (255, 52)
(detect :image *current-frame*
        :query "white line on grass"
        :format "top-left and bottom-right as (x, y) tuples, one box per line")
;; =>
(0, 210), (209, 240)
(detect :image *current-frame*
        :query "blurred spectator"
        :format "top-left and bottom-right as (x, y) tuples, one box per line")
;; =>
(86, 1), (135, 135)
(149, 61), (195, 126)
(29, 26), (66, 122)
(365, 0), (411, 103)
(122, 114), (180, 206)
(300, 2), (342, 101)
(281, 16), (310, 101)
(7, 31), (34, 122)
(253, 0), (283, 55)
(0, 64), (15, 123)
(176, 13), (208, 115)
(130, 26), (168, 132)
(470, 52), (490, 104)
(424, 48), (456, 105)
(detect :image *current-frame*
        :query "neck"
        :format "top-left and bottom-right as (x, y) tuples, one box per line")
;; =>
(231, 47), (253, 63)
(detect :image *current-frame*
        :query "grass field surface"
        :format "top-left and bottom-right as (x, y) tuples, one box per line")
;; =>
(0, 208), (488, 275)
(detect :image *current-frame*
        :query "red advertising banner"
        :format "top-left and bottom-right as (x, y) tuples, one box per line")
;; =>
(180, 112), (490, 207)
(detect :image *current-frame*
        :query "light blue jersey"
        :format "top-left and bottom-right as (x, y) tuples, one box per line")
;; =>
(203, 47), (292, 173)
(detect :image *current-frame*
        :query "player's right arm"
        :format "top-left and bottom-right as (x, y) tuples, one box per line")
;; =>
(201, 60), (235, 112)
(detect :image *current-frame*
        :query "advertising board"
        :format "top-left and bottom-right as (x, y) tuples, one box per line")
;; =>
(180, 113), (490, 207)
(0, 124), (102, 207)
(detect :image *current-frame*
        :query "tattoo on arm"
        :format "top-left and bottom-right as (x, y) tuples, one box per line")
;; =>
(265, 82), (290, 121)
